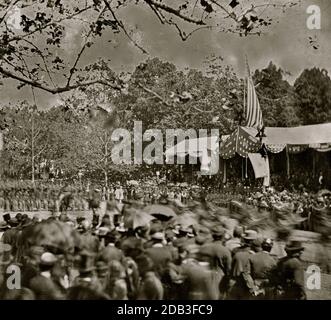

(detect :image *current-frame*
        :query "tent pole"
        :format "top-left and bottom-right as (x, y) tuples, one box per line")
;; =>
(223, 160), (227, 184)
(312, 150), (316, 178)
(245, 156), (248, 179)
(286, 145), (290, 178)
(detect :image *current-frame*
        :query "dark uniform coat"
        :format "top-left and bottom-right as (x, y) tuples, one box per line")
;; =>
(29, 274), (65, 300)
(229, 248), (256, 299)
(174, 259), (220, 300)
(137, 271), (164, 300)
(276, 256), (306, 300)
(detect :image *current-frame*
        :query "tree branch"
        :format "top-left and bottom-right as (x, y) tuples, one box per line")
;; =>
(66, 6), (107, 87)
(8, 5), (93, 43)
(103, 0), (149, 55)
(137, 83), (173, 107)
(0, 66), (123, 94)
(144, 0), (205, 25)
(209, 0), (238, 21)
(0, 0), (20, 26)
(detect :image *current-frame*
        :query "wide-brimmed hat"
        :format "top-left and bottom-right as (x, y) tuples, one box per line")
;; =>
(0, 221), (9, 231)
(151, 232), (165, 241)
(243, 230), (258, 241)
(285, 241), (304, 253)
(40, 252), (58, 267)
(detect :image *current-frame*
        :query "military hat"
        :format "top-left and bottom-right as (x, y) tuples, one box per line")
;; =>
(285, 241), (304, 253)
(0, 221), (9, 231)
(243, 230), (258, 241)
(40, 252), (58, 266)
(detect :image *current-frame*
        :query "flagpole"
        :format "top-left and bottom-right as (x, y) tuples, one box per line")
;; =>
(243, 72), (246, 126)
(243, 55), (247, 126)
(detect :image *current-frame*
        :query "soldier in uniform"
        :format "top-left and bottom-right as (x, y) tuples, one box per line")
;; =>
(28, 252), (66, 300)
(198, 226), (232, 299)
(228, 230), (260, 299)
(249, 238), (277, 299)
(276, 241), (307, 300)
(136, 255), (164, 300)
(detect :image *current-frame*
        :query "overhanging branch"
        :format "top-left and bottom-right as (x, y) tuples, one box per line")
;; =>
(0, 66), (123, 94)
(144, 0), (205, 25)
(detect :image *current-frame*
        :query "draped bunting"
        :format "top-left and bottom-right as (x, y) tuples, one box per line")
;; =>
(265, 144), (286, 153)
(220, 127), (261, 159)
(219, 130), (237, 159)
(288, 144), (309, 154)
(310, 143), (331, 152)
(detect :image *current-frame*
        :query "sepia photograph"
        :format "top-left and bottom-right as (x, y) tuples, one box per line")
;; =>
(0, 0), (330, 304)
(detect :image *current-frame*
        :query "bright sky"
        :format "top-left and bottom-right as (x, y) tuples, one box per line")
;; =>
(0, 0), (330, 107)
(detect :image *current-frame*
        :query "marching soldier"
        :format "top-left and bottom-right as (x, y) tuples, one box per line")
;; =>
(249, 238), (277, 299)
(276, 241), (307, 300)
(229, 230), (260, 299)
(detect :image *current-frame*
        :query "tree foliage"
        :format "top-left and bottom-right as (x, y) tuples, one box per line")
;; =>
(253, 62), (300, 127)
(1, 58), (330, 182)
(0, 0), (299, 95)
(294, 68), (331, 125)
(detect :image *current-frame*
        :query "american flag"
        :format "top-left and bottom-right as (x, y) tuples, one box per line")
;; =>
(245, 58), (264, 129)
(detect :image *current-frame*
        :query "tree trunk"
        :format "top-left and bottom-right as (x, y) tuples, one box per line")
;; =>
(31, 113), (35, 184)
(104, 170), (108, 189)
(104, 131), (109, 188)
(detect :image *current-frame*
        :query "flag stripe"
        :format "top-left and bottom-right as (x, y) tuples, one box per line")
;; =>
(246, 75), (263, 129)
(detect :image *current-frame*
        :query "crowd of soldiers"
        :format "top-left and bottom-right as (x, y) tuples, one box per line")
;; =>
(0, 189), (313, 301)
(0, 182), (198, 214)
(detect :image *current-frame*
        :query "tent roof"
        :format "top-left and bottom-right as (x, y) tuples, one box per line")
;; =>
(165, 136), (219, 158)
(242, 123), (331, 145)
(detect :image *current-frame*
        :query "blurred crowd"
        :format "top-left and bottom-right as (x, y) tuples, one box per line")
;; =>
(0, 189), (330, 301)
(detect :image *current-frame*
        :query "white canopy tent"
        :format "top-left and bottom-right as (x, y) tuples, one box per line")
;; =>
(165, 136), (219, 160)
(242, 123), (331, 146)
(165, 136), (222, 175)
